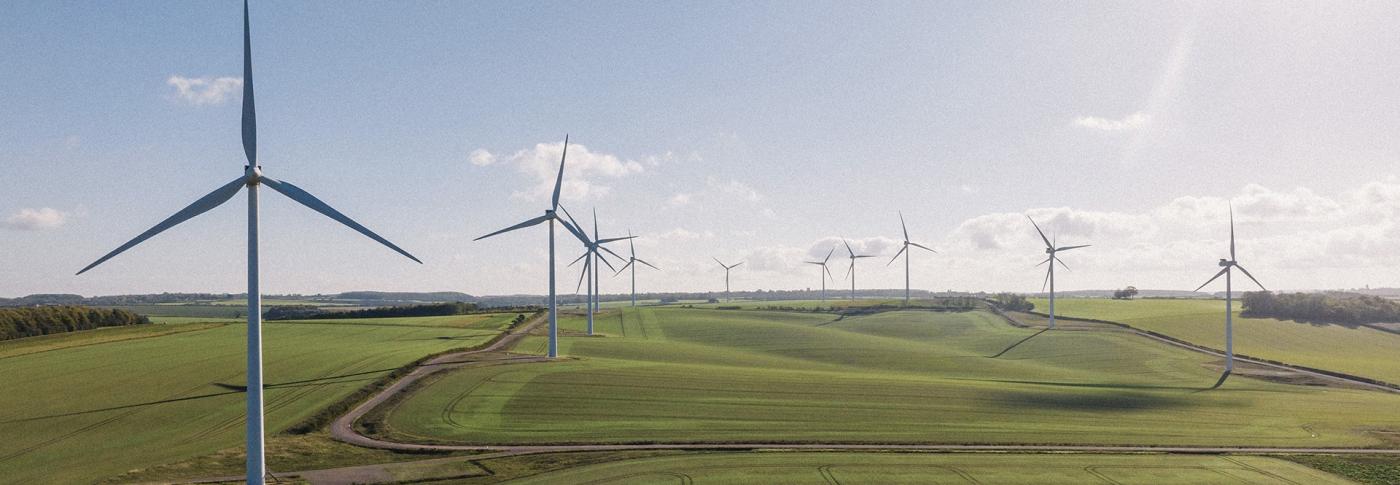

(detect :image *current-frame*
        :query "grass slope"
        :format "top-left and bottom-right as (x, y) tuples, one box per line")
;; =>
(382, 307), (1400, 448)
(0, 315), (511, 484)
(1033, 298), (1400, 384)
(498, 452), (1354, 484)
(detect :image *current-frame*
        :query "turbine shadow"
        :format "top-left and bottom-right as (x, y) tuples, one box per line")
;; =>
(1202, 370), (1232, 392)
(987, 328), (1049, 358)
(963, 377), (1208, 392)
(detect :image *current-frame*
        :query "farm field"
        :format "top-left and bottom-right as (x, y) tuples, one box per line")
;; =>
(379, 306), (1400, 448)
(0, 315), (514, 484)
(496, 452), (1354, 484)
(1033, 298), (1400, 384)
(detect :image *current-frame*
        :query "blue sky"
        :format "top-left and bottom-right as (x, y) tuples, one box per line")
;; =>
(5, 1), (1400, 296)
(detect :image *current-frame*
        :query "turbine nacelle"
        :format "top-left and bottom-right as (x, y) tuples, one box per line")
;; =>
(1219, 258), (1233, 267)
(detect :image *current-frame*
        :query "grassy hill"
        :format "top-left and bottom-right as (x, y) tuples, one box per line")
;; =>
(380, 306), (1400, 448)
(0, 313), (516, 484)
(1032, 298), (1400, 384)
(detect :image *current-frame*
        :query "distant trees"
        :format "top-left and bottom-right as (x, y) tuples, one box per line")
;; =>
(1241, 291), (1400, 327)
(0, 306), (150, 341)
(264, 301), (491, 320)
(1113, 286), (1139, 300)
(991, 293), (1034, 312)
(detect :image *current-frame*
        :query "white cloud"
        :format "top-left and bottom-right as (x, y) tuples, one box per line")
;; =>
(468, 148), (496, 166)
(668, 193), (693, 206)
(494, 141), (645, 202)
(707, 177), (762, 202)
(166, 75), (243, 106)
(5, 208), (69, 231)
(1073, 112), (1150, 131)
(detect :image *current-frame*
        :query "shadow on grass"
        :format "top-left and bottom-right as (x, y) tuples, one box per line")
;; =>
(991, 388), (1194, 412)
(987, 328), (1049, 358)
(963, 377), (1212, 392)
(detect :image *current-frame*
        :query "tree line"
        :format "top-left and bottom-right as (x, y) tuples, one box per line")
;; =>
(1241, 291), (1400, 327)
(0, 306), (150, 341)
(264, 301), (515, 320)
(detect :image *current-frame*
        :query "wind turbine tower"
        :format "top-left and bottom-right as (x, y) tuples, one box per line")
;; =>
(78, 3), (421, 482)
(1029, 216), (1089, 329)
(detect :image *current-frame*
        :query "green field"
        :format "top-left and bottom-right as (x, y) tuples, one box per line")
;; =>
(0, 315), (512, 484)
(380, 306), (1400, 448)
(497, 452), (1354, 484)
(1033, 298), (1400, 384)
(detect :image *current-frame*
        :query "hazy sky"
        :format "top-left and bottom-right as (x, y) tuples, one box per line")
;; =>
(4, 1), (1400, 297)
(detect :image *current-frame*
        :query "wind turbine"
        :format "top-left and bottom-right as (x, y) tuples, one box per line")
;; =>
(842, 239), (875, 300)
(1029, 216), (1089, 329)
(475, 136), (588, 359)
(77, 3), (421, 483)
(1194, 206), (1265, 375)
(714, 258), (743, 300)
(886, 211), (936, 305)
(804, 247), (836, 302)
(565, 208), (630, 335)
(614, 230), (659, 306)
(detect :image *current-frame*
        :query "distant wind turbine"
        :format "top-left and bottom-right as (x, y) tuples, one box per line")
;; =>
(714, 258), (743, 300)
(887, 211), (936, 305)
(475, 136), (588, 359)
(842, 239), (876, 300)
(614, 230), (659, 306)
(1029, 216), (1089, 329)
(804, 247), (836, 302)
(565, 208), (630, 335)
(1194, 206), (1266, 375)
(77, 2), (421, 483)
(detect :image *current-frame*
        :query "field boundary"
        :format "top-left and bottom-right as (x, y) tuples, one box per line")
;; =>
(992, 306), (1400, 394)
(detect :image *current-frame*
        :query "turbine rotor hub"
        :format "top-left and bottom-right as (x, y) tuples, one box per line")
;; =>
(244, 165), (262, 185)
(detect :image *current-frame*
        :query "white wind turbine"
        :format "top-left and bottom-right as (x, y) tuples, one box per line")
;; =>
(1193, 206), (1266, 375)
(614, 230), (659, 306)
(565, 208), (631, 335)
(842, 239), (875, 300)
(714, 258), (743, 300)
(1029, 216), (1089, 329)
(804, 247), (836, 302)
(77, 3), (421, 483)
(886, 211), (936, 305)
(475, 136), (588, 359)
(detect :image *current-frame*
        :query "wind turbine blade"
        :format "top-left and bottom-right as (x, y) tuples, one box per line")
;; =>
(714, 257), (727, 269)
(887, 245), (907, 266)
(599, 244), (626, 262)
(824, 264), (835, 282)
(1229, 203), (1236, 261)
(1041, 266), (1051, 292)
(730, 261), (744, 269)
(1028, 216), (1052, 249)
(592, 207), (599, 241)
(614, 259), (633, 276)
(1035, 256), (1051, 267)
(899, 211), (909, 241)
(1194, 267), (1230, 292)
(241, 0), (256, 166)
(567, 251), (589, 267)
(627, 229), (636, 256)
(805, 261), (823, 265)
(823, 246), (835, 264)
(597, 251), (618, 272)
(844, 261), (854, 280)
(1234, 264), (1266, 291)
(855, 255), (876, 259)
(1056, 244), (1091, 252)
(474, 213), (551, 240)
(555, 204), (591, 245)
(575, 256), (590, 293)
(843, 239), (855, 257)
(78, 176), (247, 275)
(261, 177), (421, 263)
(1053, 254), (1071, 271)
(551, 134), (568, 210)
(637, 259), (660, 270)
(909, 242), (937, 253)
(596, 235), (635, 244)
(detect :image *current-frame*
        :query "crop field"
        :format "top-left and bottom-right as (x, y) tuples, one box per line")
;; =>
(1031, 298), (1400, 384)
(497, 452), (1353, 484)
(378, 306), (1400, 448)
(0, 315), (513, 484)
